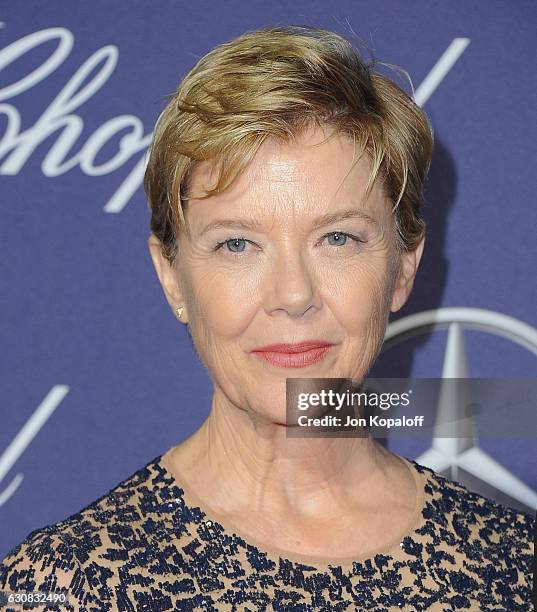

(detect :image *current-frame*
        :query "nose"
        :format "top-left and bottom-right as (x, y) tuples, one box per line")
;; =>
(264, 247), (320, 318)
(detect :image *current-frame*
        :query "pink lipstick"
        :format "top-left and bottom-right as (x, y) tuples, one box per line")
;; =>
(250, 340), (334, 368)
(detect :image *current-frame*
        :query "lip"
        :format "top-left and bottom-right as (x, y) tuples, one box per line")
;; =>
(252, 346), (333, 368)
(250, 340), (335, 369)
(251, 340), (335, 353)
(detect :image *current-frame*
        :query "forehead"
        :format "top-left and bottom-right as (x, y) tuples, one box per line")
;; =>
(186, 125), (390, 224)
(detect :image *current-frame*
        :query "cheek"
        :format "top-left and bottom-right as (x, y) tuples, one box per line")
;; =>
(183, 262), (260, 338)
(181, 248), (395, 343)
(320, 257), (392, 333)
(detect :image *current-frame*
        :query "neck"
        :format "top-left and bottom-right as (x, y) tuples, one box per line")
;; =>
(169, 387), (396, 521)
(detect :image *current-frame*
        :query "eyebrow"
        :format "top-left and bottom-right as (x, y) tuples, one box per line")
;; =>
(199, 209), (378, 236)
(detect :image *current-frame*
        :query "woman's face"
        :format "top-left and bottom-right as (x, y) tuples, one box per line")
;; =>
(149, 125), (423, 423)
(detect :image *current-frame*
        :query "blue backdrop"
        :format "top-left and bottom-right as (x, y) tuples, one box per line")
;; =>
(1, 0), (536, 558)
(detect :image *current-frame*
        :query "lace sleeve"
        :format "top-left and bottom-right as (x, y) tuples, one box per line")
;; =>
(0, 528), (96, 611)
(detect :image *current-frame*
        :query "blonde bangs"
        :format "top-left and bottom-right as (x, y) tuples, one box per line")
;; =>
(143, 26), (433, 263)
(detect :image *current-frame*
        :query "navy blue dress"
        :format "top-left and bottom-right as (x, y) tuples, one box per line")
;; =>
(0, 454), (534, 610)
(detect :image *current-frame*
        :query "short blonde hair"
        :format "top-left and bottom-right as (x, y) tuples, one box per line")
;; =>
(143, 25), (434, 263)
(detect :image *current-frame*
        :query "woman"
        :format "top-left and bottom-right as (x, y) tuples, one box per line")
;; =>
(1, 26), (534, 611)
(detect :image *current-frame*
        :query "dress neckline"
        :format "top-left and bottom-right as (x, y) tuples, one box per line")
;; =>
(156, 450), (428, 571)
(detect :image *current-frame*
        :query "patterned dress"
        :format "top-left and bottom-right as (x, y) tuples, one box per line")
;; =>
(0, 453), (534, 611)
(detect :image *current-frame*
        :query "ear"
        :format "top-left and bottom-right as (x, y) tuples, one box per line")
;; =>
(147, 234), (188, 322)
(390, 235), (425, 313)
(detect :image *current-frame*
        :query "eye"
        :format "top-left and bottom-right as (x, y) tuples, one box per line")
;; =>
(226, 238), (247, 252)
(322, 231), (363, 248)
(214, 237), (254, 254)
(213, 232), (363, 256)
